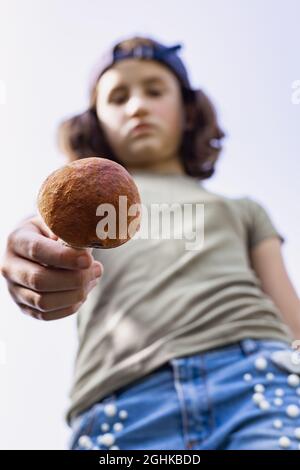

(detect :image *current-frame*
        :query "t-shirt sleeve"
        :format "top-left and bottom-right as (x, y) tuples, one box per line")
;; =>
(244, 197), (285, 249)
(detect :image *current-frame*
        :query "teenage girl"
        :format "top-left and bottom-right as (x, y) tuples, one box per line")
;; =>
(2, 36), (300, 450)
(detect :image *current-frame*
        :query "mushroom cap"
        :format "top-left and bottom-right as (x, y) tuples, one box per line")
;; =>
(37, 157), (141, 248)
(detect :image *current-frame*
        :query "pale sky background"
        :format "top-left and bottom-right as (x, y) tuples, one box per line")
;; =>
(0, 0), (299, 449)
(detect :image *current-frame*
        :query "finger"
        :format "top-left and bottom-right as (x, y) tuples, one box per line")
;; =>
(19, 214), (57, 240)
(31, 216), (93, 253)
(30, 215), (59, 239)
(3, 257), (103, 292)
(10, 229), (93, 270)
(9, 279), (99, 312)
(86, 278), (99, 294)
(18, 301), (84, 321)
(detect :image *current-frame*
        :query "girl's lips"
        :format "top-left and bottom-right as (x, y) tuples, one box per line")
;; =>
(131, 124), (155, 135)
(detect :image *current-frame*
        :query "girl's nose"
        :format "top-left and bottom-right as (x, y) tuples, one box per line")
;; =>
(126, 95), (149, 117)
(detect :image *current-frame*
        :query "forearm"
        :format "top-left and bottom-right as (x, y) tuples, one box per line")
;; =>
(250, 238), (300, 340)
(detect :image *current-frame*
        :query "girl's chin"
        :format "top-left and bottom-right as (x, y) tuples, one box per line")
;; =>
(129, 141), (161, 156)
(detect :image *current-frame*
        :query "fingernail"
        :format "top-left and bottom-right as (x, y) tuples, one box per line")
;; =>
(93, 264), (102, 278)
(77, 256), (90, 268)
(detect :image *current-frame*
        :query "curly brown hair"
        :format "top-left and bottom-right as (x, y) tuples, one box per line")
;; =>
(57, 37), (226, 179)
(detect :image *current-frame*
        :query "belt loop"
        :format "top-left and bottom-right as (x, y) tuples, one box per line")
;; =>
(239, 338), (260, 356)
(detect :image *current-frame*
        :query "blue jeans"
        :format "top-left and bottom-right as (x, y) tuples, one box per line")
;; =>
(69, 339), (300, 450)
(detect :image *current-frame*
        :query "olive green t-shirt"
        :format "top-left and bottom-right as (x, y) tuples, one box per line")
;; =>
(66, 172), (292, 424)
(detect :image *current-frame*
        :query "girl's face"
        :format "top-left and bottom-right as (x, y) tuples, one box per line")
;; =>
(95, 59), (185, 171)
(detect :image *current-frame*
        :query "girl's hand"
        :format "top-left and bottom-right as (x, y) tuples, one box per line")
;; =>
(0, 215), (103, 321)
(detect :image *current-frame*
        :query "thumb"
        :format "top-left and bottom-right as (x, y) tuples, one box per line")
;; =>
(31, 214), (58, 240)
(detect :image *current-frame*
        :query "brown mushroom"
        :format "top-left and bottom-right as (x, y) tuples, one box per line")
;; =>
(37, 157), (141, 248)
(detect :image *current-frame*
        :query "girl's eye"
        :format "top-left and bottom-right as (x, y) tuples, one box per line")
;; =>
(112, 95), (127, 104)
(111, 89), (163, 105)
(147, 89), (163, 96)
